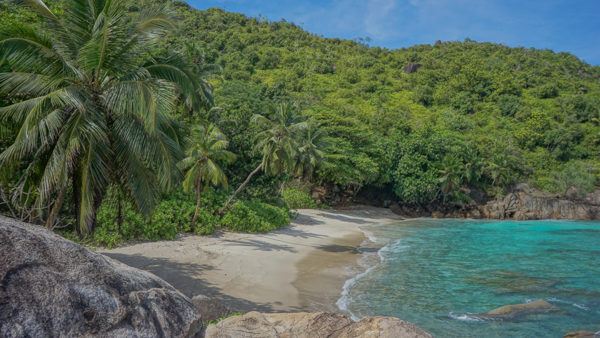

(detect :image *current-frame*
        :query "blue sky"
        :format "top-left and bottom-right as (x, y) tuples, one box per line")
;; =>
(187, 0), (600, 65)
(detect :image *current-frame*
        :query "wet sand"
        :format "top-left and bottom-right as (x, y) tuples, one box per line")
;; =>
(101, 206), (402, 313)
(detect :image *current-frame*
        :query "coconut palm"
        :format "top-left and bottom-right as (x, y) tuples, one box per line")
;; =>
(293, 123), (327, 180)
(179, 124), (235, 229)
(181, 42), (221, 114)
(222, 103), (306, 210)
(0, 0), (200, 234)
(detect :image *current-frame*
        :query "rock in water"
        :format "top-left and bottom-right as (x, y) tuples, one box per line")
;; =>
(563, 331), (599, 338)
(479, 299), (557, 320)
(204, 311), (432, 338)
(0, 216), (202, 337)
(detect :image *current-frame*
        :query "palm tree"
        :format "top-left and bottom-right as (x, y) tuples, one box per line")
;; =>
(438, 156), (464, 203)
(179, 124), (235, 229)
(182, 42), (221, 114)
(0, 0), (200, 234)
(293, 123), (327, 180)
(222, 103), (306, 210)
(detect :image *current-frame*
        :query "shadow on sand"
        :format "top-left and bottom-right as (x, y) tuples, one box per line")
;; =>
(104, 252), (289, 312)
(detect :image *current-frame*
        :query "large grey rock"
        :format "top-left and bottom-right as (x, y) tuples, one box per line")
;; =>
(204, 311), (432, 338)
(0, 216), (202, 337)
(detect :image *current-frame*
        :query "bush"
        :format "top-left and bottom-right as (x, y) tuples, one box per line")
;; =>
(93, 188), (211, 246)
(282, 187), (317, 209)
(532, 161), (598, 197)
(194, 209), (219, 235)
(149, 195), (196, 236)
(222, 200), (290, 233)
(533, 83), (559, 99)
(497, 94), (521, 117)
(412, 85), (434, 106)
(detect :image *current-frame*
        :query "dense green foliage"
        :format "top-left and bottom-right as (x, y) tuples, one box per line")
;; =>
(161, 6), (599, 205)
(2, 0), (600, 246)
(0, 0), (298, 245)
(0, 0), (206, 235)
(282, 187), (317, 209)
(221, 200), (290, 233)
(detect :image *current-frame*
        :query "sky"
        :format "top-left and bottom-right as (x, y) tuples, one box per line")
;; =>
(187, 0), (600, 65)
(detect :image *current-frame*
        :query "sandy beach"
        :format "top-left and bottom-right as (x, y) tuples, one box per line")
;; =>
(101, 206), (401, 313)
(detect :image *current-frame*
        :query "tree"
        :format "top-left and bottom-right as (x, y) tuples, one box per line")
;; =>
(293, 123), (327, 180)
(0, 0), (200, 234)
(179, 124), (235, 229)
(222, 103), (306, 210)
(180, 41), (222, 114)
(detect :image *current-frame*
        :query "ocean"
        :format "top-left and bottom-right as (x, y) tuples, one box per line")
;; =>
(338, 219), (600, 337)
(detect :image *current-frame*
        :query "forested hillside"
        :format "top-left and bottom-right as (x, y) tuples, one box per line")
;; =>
(1, 0), (599, 244)
(167, 4), (600, 201)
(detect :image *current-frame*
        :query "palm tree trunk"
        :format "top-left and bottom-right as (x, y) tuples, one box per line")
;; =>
(72, 172), (82, 238)
(191, 184), (203, 231)
(45, 186), (66, 230)
(88, 190), (103, 234)
(221, 164), (262, 213)
(116, 192), (123, 235)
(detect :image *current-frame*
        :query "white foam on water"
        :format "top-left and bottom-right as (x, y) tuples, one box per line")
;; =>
(448, 312), (484, 322)
(572, 303), (589, 310)
(336, 229), (406, 321)
(547, 297), (589, 311)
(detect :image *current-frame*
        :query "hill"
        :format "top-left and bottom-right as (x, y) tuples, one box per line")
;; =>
(164, 5), (600, 204)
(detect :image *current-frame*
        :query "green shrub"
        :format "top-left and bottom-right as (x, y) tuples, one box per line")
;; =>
(92, 226), (123, 249)
(497, 94), (521, 117)
(222, 200), (290, 233)
(533, 83), (559, 99)
(532, 161), (598, 196)
(412, 85), (434, 106)
(194, 209), (219, 235)
(150, 196), (196, 236)
(282, 187), (317, 209)
(93, 188), (206, 246)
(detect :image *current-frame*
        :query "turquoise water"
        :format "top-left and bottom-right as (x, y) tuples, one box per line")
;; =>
(339, 219), (600, 337)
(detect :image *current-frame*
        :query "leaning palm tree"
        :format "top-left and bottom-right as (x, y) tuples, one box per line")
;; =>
(179, 124), (235, 229)
(0, 0), (200, 234)
(293, 123), (327, 180)
(222, 103), (306, 210)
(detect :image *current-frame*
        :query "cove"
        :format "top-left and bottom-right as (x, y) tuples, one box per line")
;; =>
(339, 219), (600, 337)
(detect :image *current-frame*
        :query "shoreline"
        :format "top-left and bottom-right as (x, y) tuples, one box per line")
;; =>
(100, 206), (403, 313)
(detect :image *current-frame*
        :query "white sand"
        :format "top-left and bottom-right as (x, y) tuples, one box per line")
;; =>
(101, 206), (401, 312)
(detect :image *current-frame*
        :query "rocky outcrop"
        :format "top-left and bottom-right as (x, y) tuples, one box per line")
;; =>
(0, 216), (202, 338)
(478, 300), (558, 320)
(394, 185), (600, 220)
(204, 311), (432, 338)
(477, 185), (600, 220)
(403, 63), (422, 73)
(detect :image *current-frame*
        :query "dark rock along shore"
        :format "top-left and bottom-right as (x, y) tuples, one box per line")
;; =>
(389, 185), (600, 220)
